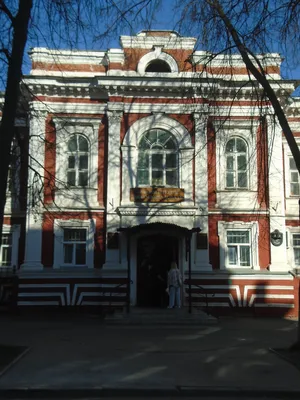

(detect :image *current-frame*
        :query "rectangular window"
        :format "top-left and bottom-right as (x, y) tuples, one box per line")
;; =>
(289, 157), (300, 196)
(0, 233), (12, 266)
(63, 228), (87, 266)
(293, 234), (300, 266)
(227, 230), (251, 267)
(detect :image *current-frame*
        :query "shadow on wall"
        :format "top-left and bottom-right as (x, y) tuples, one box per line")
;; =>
(184, 238), (299, 320)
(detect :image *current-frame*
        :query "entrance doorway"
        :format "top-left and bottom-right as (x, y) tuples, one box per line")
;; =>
(137, 235), (178, 307)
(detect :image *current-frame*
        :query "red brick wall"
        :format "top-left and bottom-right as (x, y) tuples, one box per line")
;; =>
(286, 220), (300, 227)
(120, 113), (150, 144)
(32, 62), (106, 73)
(207, 121), (216, 208)
(195, 65), (280, 75)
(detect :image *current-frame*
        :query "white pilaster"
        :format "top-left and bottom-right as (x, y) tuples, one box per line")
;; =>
(121, 145), (135, 204)
(267, 116), (288, 271)
(106, 104), (123, 216)
(103, 104), (123, 268)
(21, 107), (47, 270)
(194, 111), (209, 209)
(193, 111), (211, 271)
(180, 148), (194, 204)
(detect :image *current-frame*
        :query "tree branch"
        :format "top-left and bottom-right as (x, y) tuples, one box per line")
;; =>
(207, 0), (300, 175)
(0, 0), (15, 24)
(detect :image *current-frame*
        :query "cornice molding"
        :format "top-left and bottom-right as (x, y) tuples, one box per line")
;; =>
(23, 75), (296, 101)
(120, 33), (196, 50)
(117, 206), (197, 217)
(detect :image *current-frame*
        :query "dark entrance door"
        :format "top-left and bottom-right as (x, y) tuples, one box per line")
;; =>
(137, 235), (178, 307)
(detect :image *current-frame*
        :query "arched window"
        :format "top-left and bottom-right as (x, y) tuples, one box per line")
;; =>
(67, 135), (89, 187)
(145, 59), (171, 72)
(137, 129), (178, 187)
(225, 137), (248, 189)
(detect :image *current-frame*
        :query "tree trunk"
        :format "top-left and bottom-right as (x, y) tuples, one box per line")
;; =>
(0, 0), (33, 238)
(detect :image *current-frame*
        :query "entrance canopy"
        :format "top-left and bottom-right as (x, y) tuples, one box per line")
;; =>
(118, 222), (201, 236)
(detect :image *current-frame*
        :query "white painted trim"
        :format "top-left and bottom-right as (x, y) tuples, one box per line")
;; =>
(187, 275), (294, 280)
(283, 139), (300, 199)
(18, 292), (66, 306)
(106, 49), (125, 65)
(190, 293), (236, 307)
(209, 209), (268, 214)
(81, 301), (125, 306)
(18, 301), (61, 306)
(53, 116), (102, 208)
(215, 121), (258, 194)
(243, 284), (294, 306)
(286, 226), (300, 268)
(76, 291), (126, 306)
(18, 283), (71, 305)
(248, 294), (294, 307)
(1, 224), (20, 268)
(120, 33), (196, 50)
(218, 221), (259, 270)
(137, 49), (178, 74)
(123, 114), (192, 148)
(121, 114), (194, 206)
(53, 219), (95, 269)
(29, 47), (106, 64)
(254, 303), (294, 308)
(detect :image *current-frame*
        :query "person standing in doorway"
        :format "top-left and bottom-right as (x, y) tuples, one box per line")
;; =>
(167, 261), (182, 308)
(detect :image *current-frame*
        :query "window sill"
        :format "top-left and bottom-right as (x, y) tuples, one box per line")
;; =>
(221, 188), (251, 192)
(57, 187), (97, 191)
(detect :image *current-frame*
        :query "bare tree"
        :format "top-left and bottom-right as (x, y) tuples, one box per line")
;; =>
(171, 0), (300, 170)
(0, 0), (161, 238)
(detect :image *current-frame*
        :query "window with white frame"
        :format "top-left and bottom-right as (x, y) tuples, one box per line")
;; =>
(67, 135), (89, 187)
(63, 228), (87, 266)
(289, 157), (300, 196)
(137, 129), (178, 187)
(53, 220), (94, 269)
(225, 137), (248, 189)
(227, 230), (251, 267)
(218, 221), (259, 269)
(292, 233), (300, 266)
(0, 233), (12, 266)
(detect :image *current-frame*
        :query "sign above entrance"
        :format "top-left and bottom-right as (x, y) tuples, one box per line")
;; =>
(130, 187), (184, 203)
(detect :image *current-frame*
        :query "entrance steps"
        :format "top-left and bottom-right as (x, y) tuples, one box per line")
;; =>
(104, 307), (217, 325)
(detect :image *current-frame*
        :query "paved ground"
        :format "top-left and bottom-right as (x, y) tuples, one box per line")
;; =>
(0, 313), (299, 398)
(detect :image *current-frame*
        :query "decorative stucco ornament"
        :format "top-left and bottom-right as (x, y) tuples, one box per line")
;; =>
(270, 229), (283, 246)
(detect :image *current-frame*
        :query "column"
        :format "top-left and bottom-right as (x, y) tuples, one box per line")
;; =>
(193, 110), (212, 271)
(180, 147), (194, 203)
(194, 111), (209, 209)
(121, 144), (135, 205)
(21, 106), (47, 270)
(267, 115), (288, 271)
(103, 104), (123, 269)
